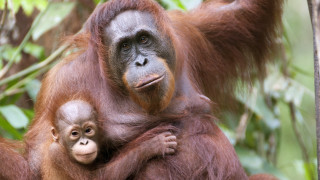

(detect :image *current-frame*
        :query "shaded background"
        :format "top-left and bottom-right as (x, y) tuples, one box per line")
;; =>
(0, 0), (315, 179)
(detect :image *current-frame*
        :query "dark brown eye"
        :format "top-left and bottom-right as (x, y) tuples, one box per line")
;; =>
(85, 128), (91, 133)
(121, 42), (131, 51)
(85, 126), (95, 136)
(139, 36), (148, 44)
(71, 131), (78, 136)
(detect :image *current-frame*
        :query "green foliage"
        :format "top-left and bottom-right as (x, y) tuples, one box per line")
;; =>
(158, 0), (202, 10)
(0, 45), (22, 63)
(25, 79), (41, 101)
(32, 2), (75, 41)
(0, 0), (48, 15)
(236, 147), (288, 180)
(0, 42), (45, 64)
(94, 0), (108, 5)
(0, 0), (72, 139)
(0, 114), (23, 139)
(0, 105), (28, 129)
(23, 42), (45, 60)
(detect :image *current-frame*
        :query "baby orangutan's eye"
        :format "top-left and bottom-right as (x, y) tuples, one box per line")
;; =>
(71, 131), (79, 136)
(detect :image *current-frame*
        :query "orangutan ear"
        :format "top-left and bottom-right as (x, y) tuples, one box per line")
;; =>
(51, 127), (59, 142)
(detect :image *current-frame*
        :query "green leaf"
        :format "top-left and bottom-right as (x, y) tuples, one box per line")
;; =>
(21, 0), (35, 16)
(291, 65), (313, 77)
(25, 79), (41, 102)
(0, 105), (29, 129)
(34, 0), (48, 11)
(0, 0), (5, 9)
(0, 115), (22, 140)
(219, 124), (236, 145)
(236, 147), (288, 180)
(293, 160), (317, 180)
(95, 0), (107, 5)
(21, 0), (48, 15)
(0, 58), (3, 69)
(237, 89), (280, 130)
(32, 2), (75, 41)
(23, 42), (45, 60)
(0, 45), (22, 63)
(12, 0), (22, 13)
(237, 147), (264, 170)
(160, 0), (185, 10)
(263, 72), (312, 107)
(21, 108), (34, 122)
(287, 85), (305, 107)
(180, 0), (202, 10)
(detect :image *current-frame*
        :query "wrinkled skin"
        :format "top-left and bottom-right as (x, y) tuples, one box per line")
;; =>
(104, 11), (176, 114)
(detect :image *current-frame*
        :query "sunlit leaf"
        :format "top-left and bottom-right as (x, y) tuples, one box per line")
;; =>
(160, 0), (185, 10)
(32, 2), (75, 41)
(264, 71), (312, 107)
(12, 0), (22, 13)
(34, 0), (48, 11)
(95, 0), (107, 5)
(26, 79), (41, 102)
(284, 84), (305, 107)
(21, 0), (34, 16)
(293, 160), (317, 180)
(0, 115), (22, 140)
(264, 73), (289, 97)
(20, 0), (48, 15)
(0, 0), (5, 9)
(180, 0), (202, 10)
(0, 105), (29, 129)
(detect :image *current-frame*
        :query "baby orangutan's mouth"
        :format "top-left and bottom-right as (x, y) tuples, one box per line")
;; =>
(77, 151), (96, 157)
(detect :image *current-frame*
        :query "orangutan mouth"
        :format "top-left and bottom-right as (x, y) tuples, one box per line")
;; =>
(135, 74), (164, 90)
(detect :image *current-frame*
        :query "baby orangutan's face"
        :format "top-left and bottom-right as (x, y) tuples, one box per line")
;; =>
(52, 100), (99, 164)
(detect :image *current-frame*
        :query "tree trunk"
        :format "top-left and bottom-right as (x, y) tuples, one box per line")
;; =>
(307, 0), (320, 179)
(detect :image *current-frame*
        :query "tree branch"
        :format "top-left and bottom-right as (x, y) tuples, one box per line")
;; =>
(0, 0), (8, 35)
(0, 43), (69, 86)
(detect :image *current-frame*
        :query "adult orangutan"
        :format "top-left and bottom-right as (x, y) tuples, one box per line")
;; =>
(0, 0), (283, 179)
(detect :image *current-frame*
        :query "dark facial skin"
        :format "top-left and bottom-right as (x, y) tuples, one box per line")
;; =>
(51, 100), (99, 165)
(104, 10), (176, 113)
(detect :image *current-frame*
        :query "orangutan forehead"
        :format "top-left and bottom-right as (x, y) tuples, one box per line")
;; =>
(56, 100), (95, 125)
(105, 10), (157, 40)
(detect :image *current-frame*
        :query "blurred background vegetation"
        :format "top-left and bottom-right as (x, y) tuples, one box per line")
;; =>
(0, 0), (315, 179)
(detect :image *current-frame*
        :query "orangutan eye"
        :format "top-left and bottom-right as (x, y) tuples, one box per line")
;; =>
(121, 42), (131, 51)
(139, 35), (149, 44)
(71, 131), (79, 136)
(85, 126), (95, 136)
(85, 127), (92, 133)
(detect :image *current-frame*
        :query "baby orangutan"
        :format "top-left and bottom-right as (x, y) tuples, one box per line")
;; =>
(50, 100), (100, 165)
(42, 100), (177, 180)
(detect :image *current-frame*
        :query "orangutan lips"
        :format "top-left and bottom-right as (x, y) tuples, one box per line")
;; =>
(135, 74), (164, 89)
